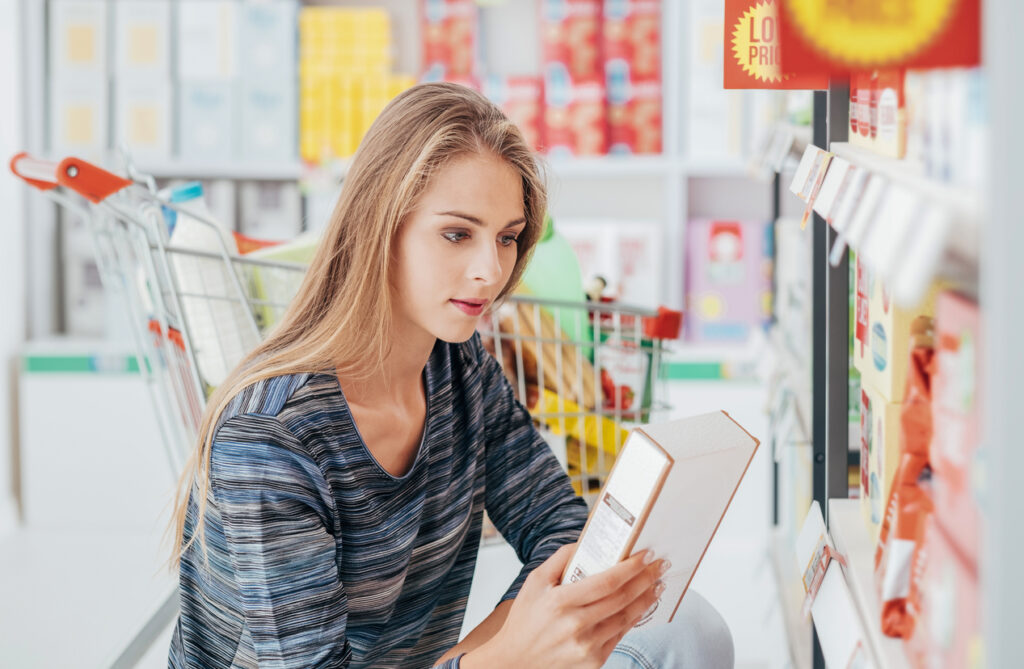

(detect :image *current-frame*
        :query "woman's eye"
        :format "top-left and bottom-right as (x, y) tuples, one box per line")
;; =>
(499, 234), (519, 247)
(443, 231), (470, 244)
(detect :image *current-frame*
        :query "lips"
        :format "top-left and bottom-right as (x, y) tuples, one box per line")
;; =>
(451, 299), (487, 316)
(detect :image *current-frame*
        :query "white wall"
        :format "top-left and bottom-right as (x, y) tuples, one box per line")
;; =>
(0, 0), (25, 536)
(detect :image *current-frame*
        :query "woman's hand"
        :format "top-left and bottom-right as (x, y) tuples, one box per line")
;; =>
(463, 543), (670, 669)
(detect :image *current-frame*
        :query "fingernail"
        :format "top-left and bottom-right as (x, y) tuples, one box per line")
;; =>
(654, 580), (666, 597)
(659, 559), (672, 575)
(642, 550), (655, 565)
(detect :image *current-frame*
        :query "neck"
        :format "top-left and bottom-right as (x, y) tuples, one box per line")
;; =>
(338, 319), (436, 408)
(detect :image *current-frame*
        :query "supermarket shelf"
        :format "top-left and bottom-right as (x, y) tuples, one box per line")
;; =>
(769, 529), (813, 669)
(545, 155), (676, 178)
(829, 143), (981, 225)
(135, 160), (306, 181)
(827, 499), (912, 669)
(682, 158), (752, 178)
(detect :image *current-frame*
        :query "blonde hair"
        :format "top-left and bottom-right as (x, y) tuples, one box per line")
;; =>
(168, 82), (548, 567)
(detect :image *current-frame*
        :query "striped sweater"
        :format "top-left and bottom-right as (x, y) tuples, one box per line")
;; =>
(167, 333), (589, 668)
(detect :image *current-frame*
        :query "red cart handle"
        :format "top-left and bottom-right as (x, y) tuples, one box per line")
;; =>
(10, 152), (132, 203)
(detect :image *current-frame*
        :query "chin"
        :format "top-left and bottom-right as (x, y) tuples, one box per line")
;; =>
(432, 322), (480, 344)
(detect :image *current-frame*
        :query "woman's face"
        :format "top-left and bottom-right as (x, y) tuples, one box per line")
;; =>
(392, 151), (527, 345)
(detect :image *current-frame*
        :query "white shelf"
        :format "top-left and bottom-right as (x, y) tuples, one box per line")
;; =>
(827, 499), (912, 669)
(828, 143), (981, 227)
(545, 155), (677, 178)
(135, 160), (305, 181)
(769, 529), (813, 669)
(0, 526), (178, 667)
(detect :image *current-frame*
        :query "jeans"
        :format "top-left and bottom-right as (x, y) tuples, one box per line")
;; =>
(603, 590), (734, 669)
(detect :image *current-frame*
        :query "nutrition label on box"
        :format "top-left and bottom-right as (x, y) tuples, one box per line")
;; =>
(564, 431), (670, 583)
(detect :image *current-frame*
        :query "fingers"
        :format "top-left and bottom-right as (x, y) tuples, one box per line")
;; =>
(579, 558), (669, 628)
(531, 543), (578, 587)
(590, 576), (667, 648)
(558, 550), (654, 607)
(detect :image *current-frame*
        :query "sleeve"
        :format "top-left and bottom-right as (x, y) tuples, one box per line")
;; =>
(210, 414), (352, 668)
(470, 335), (590, 604)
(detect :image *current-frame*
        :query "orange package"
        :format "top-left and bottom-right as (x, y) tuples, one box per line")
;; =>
(873, 341), (935, 639)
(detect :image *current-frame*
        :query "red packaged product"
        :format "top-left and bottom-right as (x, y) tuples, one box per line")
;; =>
(874, 343), (935, 640)
(602, 0), (660, 80)
(482, 75), (543, 152)
(542, 76), (607, 157)
(421, 0), (478, 80)
(607, 79), (661, 155)
(539, 0), (602, 81)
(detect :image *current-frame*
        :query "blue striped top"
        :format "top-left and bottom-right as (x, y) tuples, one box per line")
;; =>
(167, 333), (589, 668)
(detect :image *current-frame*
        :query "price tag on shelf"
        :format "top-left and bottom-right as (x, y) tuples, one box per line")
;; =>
(789, 144), (824, 200)
(767, 126), (796, 173)
(891, 203), (954, 308)
(860, 185), (922, 283)
(843, 175), (888, 253)
(812, 156), (852, 223)
(799, 151), (834, 229)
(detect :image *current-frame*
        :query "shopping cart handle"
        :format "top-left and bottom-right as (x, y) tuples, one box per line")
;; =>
(9, 152), (59, 191)
(9, 152), (132, 203)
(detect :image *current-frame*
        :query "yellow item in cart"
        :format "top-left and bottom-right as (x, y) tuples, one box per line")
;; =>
(532, 387), (626, 492)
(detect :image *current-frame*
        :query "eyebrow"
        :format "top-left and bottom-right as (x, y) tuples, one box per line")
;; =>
(436, 210), (527, 229)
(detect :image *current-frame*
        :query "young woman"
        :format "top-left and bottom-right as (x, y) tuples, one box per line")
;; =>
(167, 82), (733, 668)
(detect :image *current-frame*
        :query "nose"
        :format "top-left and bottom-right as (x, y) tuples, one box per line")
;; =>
(468, 238), (505, 286)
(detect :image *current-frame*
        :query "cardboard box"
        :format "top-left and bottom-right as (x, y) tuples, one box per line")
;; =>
(562, 411), (759, 628)
(49, 76), (108, 158)
(178, 81), (236, 161)
(685, 219), (774, 343)
(482, 75), (543, 151)
(238, 0), (298, 80)
(875, 69), (906, 159)
(557, 219), (661, 308)
(931, 291), (982, 568)
(540, 0), (602, 80)
(906, 518), (982, 669)
(607, 78), (662, 155)
(113, 0), (170, 78)
(49, 0), (108, 78)
(177, 0), (238, 80)
(239, 78), (297, 162)
(859, 383), (902, 543)
(114, 79), (172, 161)
(421, 0), (478, 80)
(849, 72), (873, 150)
(602, 0), (660, 80)
(542, 75), (607, 157)
(853, 257), (941, 403)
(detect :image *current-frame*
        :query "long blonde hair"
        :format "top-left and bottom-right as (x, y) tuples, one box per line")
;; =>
(168, 82), (548, 567)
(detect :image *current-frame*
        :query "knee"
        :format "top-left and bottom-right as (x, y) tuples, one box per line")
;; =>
(675, 590), (735, 669)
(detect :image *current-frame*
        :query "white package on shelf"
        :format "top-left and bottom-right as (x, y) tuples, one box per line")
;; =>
(238, 0), (297, 80)
(49, 0), (108, 79)
(239, 77), (297, 162)
(178, 80), (237, 160)
(114, 78), (172, 161)
(177, 0), (238, 81)
(113, 0), (170, 79)
(48, 75), (108, 159)
(239, 181), (302, 241)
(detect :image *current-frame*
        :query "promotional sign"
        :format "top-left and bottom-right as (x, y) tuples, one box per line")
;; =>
(724, 0), (828, 89)
(778, 0), (980, 75)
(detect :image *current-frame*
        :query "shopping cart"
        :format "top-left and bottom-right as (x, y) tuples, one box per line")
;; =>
(9, 153), (681, 510)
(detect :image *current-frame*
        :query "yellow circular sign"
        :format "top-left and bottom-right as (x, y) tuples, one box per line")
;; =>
(731, 1), (784, 84)
(784, 0), (958, 67)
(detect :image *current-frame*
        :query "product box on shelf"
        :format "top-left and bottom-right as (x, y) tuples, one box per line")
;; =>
(874, 69), (906, 159)
(49, 76), (109, 159)
(49, 0), (108, 78)
(113, 0), (170, 79)
(240, 78), (297, 162)
(684, 219), (773, 343)
(853, 257), (941, 403)
(540, 0), (602, 81)
(482, 75), (543, 152)
(858, 383), (902, 543)
(905, 517), (982, 669)
(607, 77), (662, 155)
(421, 0), (478, 81)
(178, 81), (236, 160)
(177, 0), (238, 80)
(238, 0), (298, 80)
(931, 291), (982, 569)
(849, 72), (873, 150)
(542, 76), (608, 157)
(602, 0), (660, 80)
(114, 79), (172, 161)
(558, 218), (661, 308)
